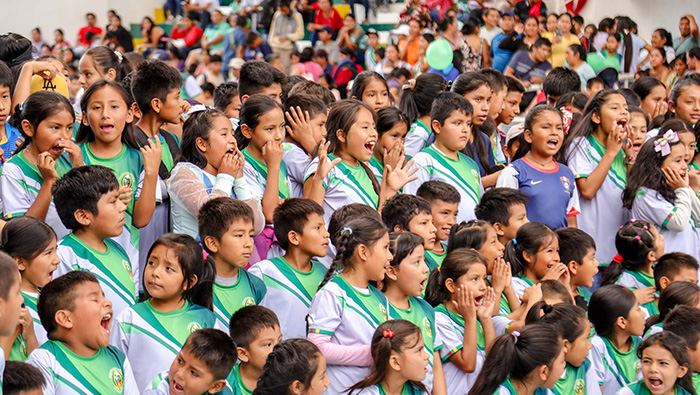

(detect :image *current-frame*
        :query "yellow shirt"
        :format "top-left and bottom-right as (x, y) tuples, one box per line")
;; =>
(542, 32), (580, 68)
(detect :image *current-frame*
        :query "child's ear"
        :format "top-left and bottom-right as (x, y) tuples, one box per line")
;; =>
(591, 111), (601, 125)
(392, 225), (405, 233)
(647, 249), (658, 263)
(385, 265), (398, 281)
(241, 94), (250, 103)
(356, 243), (370, 262)
(658, 276), (672, 291)
(562, 339), (572, 353)
(522, 250), (535, 266)
(74, 209), (92, 227)
(523, 129), (533, 144)
(130, 102), (142, 119)
(203, 236), (220, 254)
(55, 309), (74, 330)
(288, 230), (301, 247)
(289, 380), (305, 395)
(493, 223), (505, 237)
(616, 316), (627, 331)
(678, 364), (689, 379)
(431, 120), (442, 135)
(388, 352), (401, 371)
(183, 275), (198, 292)
(445, 277), (457, 294)
(125, 103), (135, 124)
(82, 114), (91, 126)
(336, 129), (347, 144)
(208, 379), (228, 394)
(106, 68), (117, 81)
(21, 120), (35, 138)
(237, 347), (250, 363)
(195, 136), (209, 153)
(537, 364), (549, 382)
(241, 123), (253, 139)
(566, 261), (578, 276)
(15, 257), (27, 272)
(668, 100), (676, 114)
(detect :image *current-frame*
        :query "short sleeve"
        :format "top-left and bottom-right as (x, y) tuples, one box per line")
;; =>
(122, 354), (141, 395)
(567, 170), (581, 216)
(28, 348), (57, 395)
(589, 335), (606, 386)
(496, 165), (520, 189)
(242, 163), (266, 199)
(110, 308), (131, 355)
(404, 126), (430, 158)
(184, 76), (203, 98)
(434, 313), (463, 362)
(491, 315), (514, 335)
(585, 359), (603, 395)
(0, 165), (34, 218)
(402, 153), (431, 195)
(55, 244), (78, 277)
(631, 189), (680, 230)
(307, 288), (343, 336)
(250, 271), (267, 303)
(303, 157), (322, 184)
(566, 139), (594, 178)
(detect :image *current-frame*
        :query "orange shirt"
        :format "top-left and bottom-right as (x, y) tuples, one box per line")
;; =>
(403, 37), (421, 66)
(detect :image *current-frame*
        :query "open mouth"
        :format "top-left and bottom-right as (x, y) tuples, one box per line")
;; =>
(50, 146), (63, 157)
(100, 312), (112, 334)
(225, 147), (236, 155)
(48, 270), (55, 280)
(647, 378), (663, 390)
(100, 123), (115, 133)
(546, 138), (560, 150)
(419, 278), (427, 290)
(365, 142), (376, 154)
(617, 119), (628, 128)
(474, 295), (484, 305)
(171, 379), (184, 394)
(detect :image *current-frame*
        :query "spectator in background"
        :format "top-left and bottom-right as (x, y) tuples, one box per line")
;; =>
(375, 43), (410, 77)
(76, 13), (103, 52)
(491, 10), (516, 72)
(227, 57), (244, 82)
(672, 52), (689, 78)
(291, 47), (324, 81)
(591, 17), (614, 52)
(499, 15), (540, 53)
(221, 15), (249, 76)
(101, 14), (134, 52)
(337, 14), (368, 59)
(243, 31), (272, 61)
(30, 28), (46, 57)
(479, 8), (502, 48)
(398, 19), (421, 66)
(135, 17), (167, 56)
(201, 9), (230, 54)
(674, 14), (699, 54)
(269, 0), (305, 73)
(170, 12), (204, 57)
(364, 28), (381, 71)
(686, 48), (700, 74)
(505, 37), (552, 89)
(307, 0), (343, 45)
(314, 26), (340, 64)
(314, 48), (334, 74)
(196, 54), (225, 86)
(399, 0), (429, 25)
(542, 13), (580, 68)
(572, 15), (584, 40)
(266, 53), (285, 71)
(53, 29), (71, 49)
(647, 47), (677, 91)
(514, 0), (547, 22)
(184, 0), (219, 31)
(565, 44), (595, 91)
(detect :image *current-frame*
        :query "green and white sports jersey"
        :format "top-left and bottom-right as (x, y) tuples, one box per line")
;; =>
(230, 362), (252, 395)
(56, 234), (137, 318)
(248, 257), (326, 339)
(0, 150), (73, 239)
(435, 303), (485, 394)
(81, 143), (155, 287)
(405, 120), (432, 158)
(511, 276), (536, 300)
(495, 378), (550, 395)
(617, 380), (692, 395)
(368, 155), (384, 183)
(404, 145), (483, 224)
(354, 383), (427, 395)
(282, 143), (309, 198)
(10, 334), (28, 361)
(21, 291), (47, 345)
(693, 373), (700, 394)
(304, 154), (379, 226)
(28, 340), (139, 395)
(307, 275), (390, 395)
(616, 270), (654, 290)
(212, 270), (267, 330)
(424, 248), (446, 272)
(0, 346), (3, 393)
(146, 369), (243, 395)
(590, 334), (642, 395)
(389, 297), (442, 392)
(242, 147), (292, 200)
(550, 360), (599, 395)
(111, 300), (216, 391)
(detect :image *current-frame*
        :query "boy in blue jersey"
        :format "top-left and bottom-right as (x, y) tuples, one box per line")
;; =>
(3, 360), (45, 395)
(52, 166), (135, 319)
(380, 194), (439, 269)
(199, 197), (267, 330)
(146, 329), (237, 395)
(29, 271), (139, 394)
(228, 306), (281, 395)
(474, 187), (530, 246)
(555, 227), (598, 307)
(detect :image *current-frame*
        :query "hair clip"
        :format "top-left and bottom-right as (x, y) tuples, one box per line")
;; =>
(402, 79), (416, 91)
(186, 104), (208, 115)
(559, 106), (573, 134)
(383, 329), (395, 338)
(634, 235), (642, 241)
(512, 331), (520, 343)
(341, 227), (353, 236)
(654, 130), (679, 156)
(512, 239), (518, 245)
(114, 50), (123, 63)
(642, 225), (648, 230)
(612, 254), (624, 264)
(437, 266), (441, 272)
(619, 225), (624, 229)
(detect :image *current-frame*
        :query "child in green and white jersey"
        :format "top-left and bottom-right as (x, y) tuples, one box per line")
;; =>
(111, 234), (217, 390)
(0, 252), (24, 394)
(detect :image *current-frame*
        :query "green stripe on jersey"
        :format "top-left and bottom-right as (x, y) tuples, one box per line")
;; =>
(330, 275), (389, 329)
(585, 135), (627, 190)
(435, 303), (485, 352)
(552, 361), (590, 395)
(263, 257), (325, 306)
(242, 148), (291, 199)
(327, 153), (379, 208)
(212, 270), (266, 328)
(422, 145), (481, 204)
(389, 296), (438, 365)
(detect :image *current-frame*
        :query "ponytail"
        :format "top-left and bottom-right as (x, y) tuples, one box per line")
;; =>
(82, 46), (134, 82)
(645, 281), (700, 333)
(398, 73), (447, 125)
(601, 220), (656, 286)
(588, 285), (637, 338)
(503, 222), (557, 277)
(253, 339), (322, 395)
(468, 323), (563, 395)
(525, 301), (587, 343)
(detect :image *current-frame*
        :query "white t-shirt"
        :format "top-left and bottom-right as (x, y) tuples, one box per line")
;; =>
(283, 142), (310, 198)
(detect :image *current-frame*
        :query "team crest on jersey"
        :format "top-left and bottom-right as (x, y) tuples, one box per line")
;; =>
(574, 379), (584, 395)
(122, 259), (133, 279)
(423, 317), (432, 337)
(471, 169), (479, 180)
(379, 304), (387, 320)
(560, 176), (571, 192)
(187, 322), (202, 333)
(242, 297), (256, 307)
(110, 368), (124, 392)
(119, 172), (135, 189)
(20, 340), (27, 357)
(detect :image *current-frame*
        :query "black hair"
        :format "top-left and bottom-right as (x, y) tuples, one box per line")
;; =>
(654, 253), (700, 290)
(351, 71), (393, 105)
(131, 59), (183, 116)
(327, 204), (382, 247)
(665, 305), (700, 351)
(381, 194), (432, 232)
(237, 94), (285, 149)
(479, 68), (507, 93)
(214, 82), (238, 111)
(253, 339), (323, 395)
(0, 61), (13, 90)
(425, 248), (487, 306)
(430, 91), (474, 127)
(670, 78), (700, 117)
(348, 320), (427, 394)
(273, 198), (325, 250)
(416, 181), (460, 207)
(0, 216), (56, 263)
(0, 251), (18, 303)
(11, 90), (74, 153)
(0, 33), (34, 69)
(325, 100), (381, 196)
(229, 305), (279, 349)
(555, 227), (596, 267)
(646, 281), (700, 333)
(182, 328), (238, 380)
(555, 92), (588, 112)
(451, 72), (491, 98)
(179, 108), (229, 168)
(120, 71), (136, 104)
(386, 232), (424, 270)
(446, 220), (492, 254)
(631, 79), (667, 114)
(319, 216), (388, 290)
(52, 165), (120, 231)
(82, 46), (134, 83)
(601, 220), (657, 286)
(618, 88), (641, 108)
(542, 67), (581, 100)
(474, 187), (529, 227)
(38, 270), (100, 338)
(281, 75), (306, 104)
(399, 72), (448, 125)
(239, 61), (287, 99)
(299, 47), (315, 63)
(622, 135), (684, 209)
(449, 73), (492, 171)
(588, 284), (638, 338)
(569, 44), (587, 62)
(541, 279), (574, 304)
(637, 332), (695, 394)
(143, 233), (215, 309)
(505, 76), (525, 94)
(513, 105), (563, 160)
(288, 80), (335, 107)
(198, 197), (255, 252)
(587, 77), (604, 90)
(532, 37), (552, 49)
(468, 323), (563, 395)
(525, 301), (588, 344)
(616, 16), (636, 73)
(283, 93), (327, 121)
(598, 17), (614, 32)
(376, 107), (409, 138)
(503, 222), (558, 277)
(2, 361), (45, 395)
(76, 80), (137, 146)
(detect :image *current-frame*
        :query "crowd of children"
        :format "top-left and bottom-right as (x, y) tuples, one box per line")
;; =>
(3, 4), (700, 395)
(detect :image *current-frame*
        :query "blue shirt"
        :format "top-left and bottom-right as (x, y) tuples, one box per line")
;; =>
(491, 32), (515, 72)
(428, 64), (460, 82)
(1, 124), (22, 163)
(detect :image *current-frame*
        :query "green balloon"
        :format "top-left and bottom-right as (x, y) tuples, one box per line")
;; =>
(587, 53), (605, 71)
(426, 39), (454, 70)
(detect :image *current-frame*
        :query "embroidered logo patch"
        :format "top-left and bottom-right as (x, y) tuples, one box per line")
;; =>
(560, 176), (571, 192)
(423, 317), (432, 337)
(187, 322), (202, 333)
(574, 379), (584, 395)
(110, 368), (124, 392)
(119, 172), (135, 190)
(242, 297), (256, 307)
(379, 304), (387, 321)
(122, 259), (133, 280)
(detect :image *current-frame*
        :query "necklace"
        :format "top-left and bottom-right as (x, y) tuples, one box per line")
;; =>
(526, 152), (553, 168)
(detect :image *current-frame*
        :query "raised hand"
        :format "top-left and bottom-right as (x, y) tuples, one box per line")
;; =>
(262, 140), (284, 168)
(633, 286), (656, 305)
(452, 285), (477, 320)
(285, 106), (317, 154)
(37, 152), (59, 183)
(383, 156), (418, 193)
(663, 167), (689, 189)
(477, 287), (496, 320)
(58, 139), (84, 167)
(140, 137), (162, 176)
(315, 139), (342, 180)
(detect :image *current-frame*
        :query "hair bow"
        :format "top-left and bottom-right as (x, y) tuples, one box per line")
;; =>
(654, 130), (679, 156)
(559, 106), (573, 134)
(383, 329), (395, 338)
(512, 331), (520, 343)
